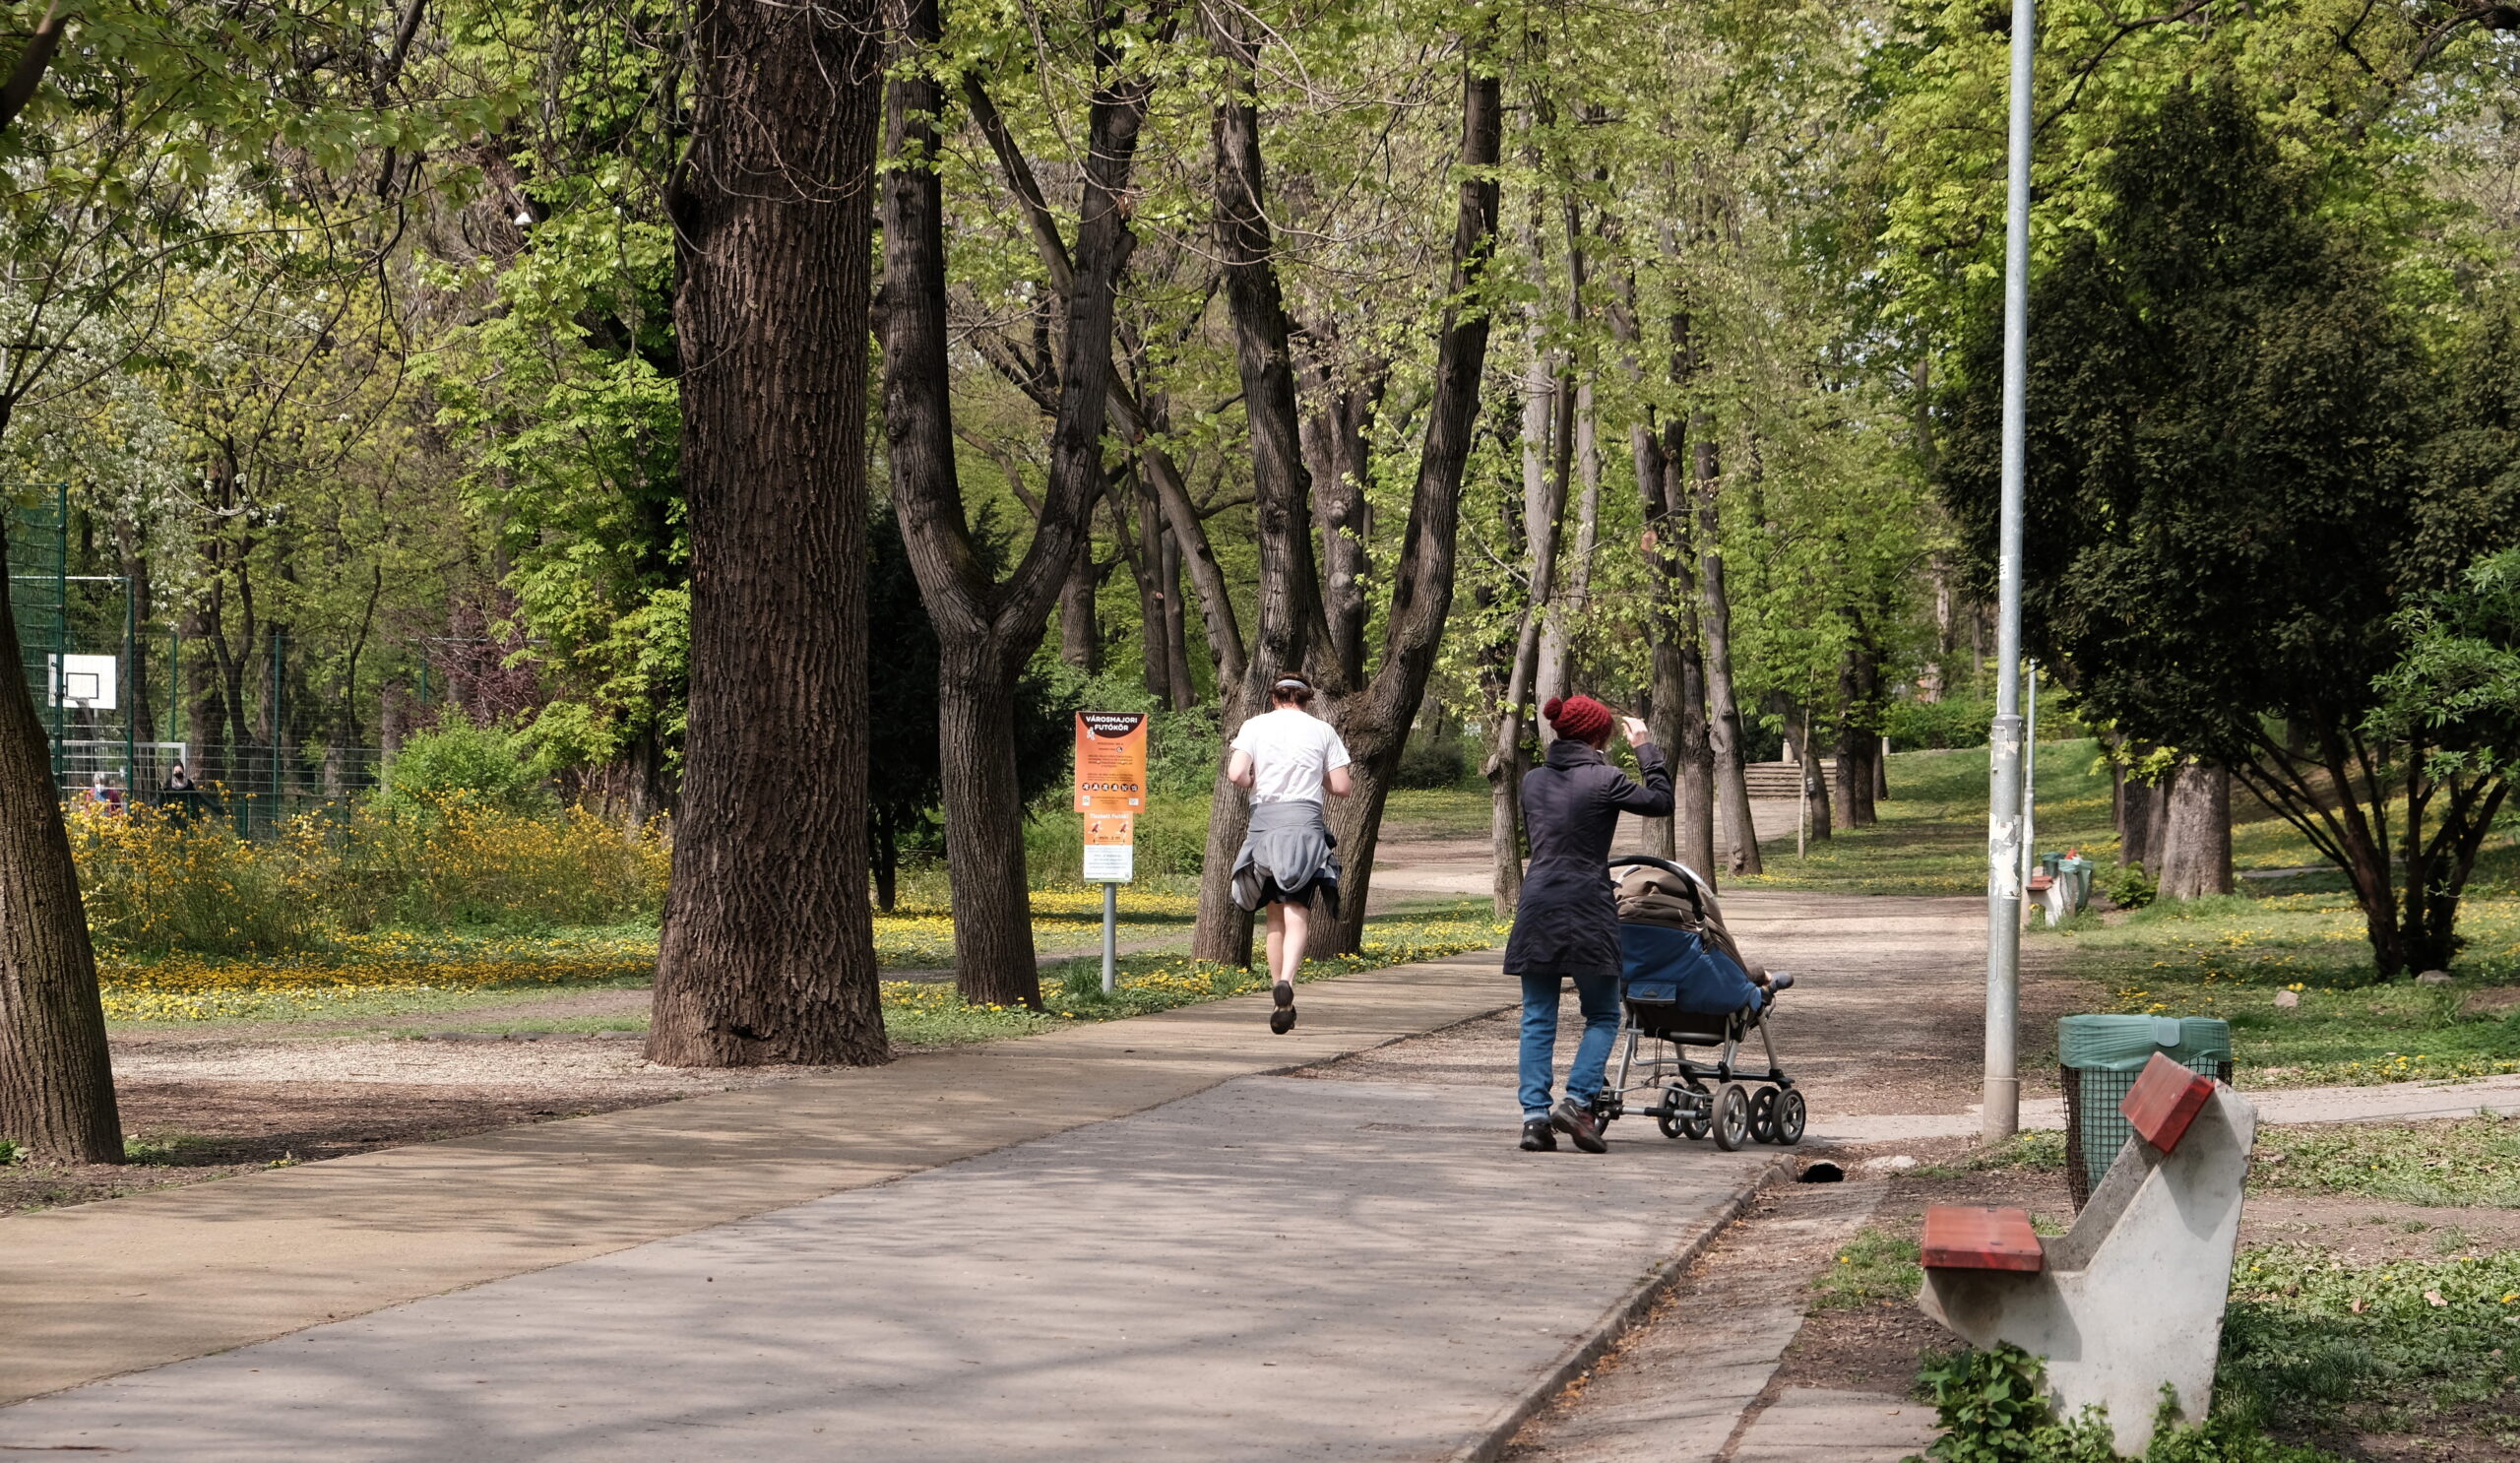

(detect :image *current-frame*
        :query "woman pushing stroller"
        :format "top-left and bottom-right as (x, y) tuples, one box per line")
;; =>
(1227, 673), (1352, 1034)
(1506, 695), (1670, 1153)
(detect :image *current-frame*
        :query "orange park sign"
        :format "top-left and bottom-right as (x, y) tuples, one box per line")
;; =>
(1075, 713), (1148, 883)
(1083, 812), (1136, 884)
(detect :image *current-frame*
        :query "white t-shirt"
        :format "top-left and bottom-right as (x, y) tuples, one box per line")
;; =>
(1231, 707), (1352, 805)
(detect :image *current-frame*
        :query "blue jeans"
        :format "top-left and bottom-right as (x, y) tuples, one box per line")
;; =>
(1519, 972), (1621, 1119)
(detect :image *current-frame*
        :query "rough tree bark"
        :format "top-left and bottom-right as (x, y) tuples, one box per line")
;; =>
(1627, 399), (1714, 875)
(0, 514), (122, 1161)
(648, 0), (887, 1067)
(2154, 760), (2234, 901)
(1299, 348), (1379, 678)
(1486, 334), (1569, 916)
(0, 5), (127, 1158)
(1057, 532), (1100, 671)
(1199, 13), (1503, 951)
(1691, 425), (1760, 875)
(883, 0), (1163, 1006)
(1832, 637), (1880, 829)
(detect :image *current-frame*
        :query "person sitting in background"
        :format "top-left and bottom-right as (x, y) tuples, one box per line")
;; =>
(88, 773), (125, 814)
(164, 761), (194, 792)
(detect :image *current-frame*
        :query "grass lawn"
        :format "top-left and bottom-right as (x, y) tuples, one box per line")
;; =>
(98, 895), (1509, 1050)
(1743, 743), (2520, 1089)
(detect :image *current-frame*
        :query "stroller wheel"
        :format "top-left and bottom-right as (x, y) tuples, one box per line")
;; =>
(1772, 1088), (1807, 1146)
(1748, 1087), (1780, 1145)
(1712, 1083), (1751, 1151)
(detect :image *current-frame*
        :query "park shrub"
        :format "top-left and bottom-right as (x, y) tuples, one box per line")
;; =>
(1887, 697), (1995, 752)
(67, 799), (669, 954)
(1395, 726), (1474, 789)
(1908, 1344), (2343, 1463)
(1022, 791), (1208, 884)
(374, 722), (554, 818)
(2096, 863), (2159, 911)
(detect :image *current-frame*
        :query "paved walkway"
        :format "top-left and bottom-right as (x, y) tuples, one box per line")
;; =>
(1, 953), (1525, 1408)
(0, 1073), (1780, 1459)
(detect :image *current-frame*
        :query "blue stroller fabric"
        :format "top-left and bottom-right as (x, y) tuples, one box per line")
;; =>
(1619, 922), (1761, 1015)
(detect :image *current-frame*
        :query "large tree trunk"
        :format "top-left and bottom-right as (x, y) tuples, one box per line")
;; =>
(1489, 346), (1569, 912)
(1194, 5), (1322, 965)
(1833, 638), (1880, 829)
(1630, 410), (1713, 875)
(2154, 760), (2233, 901)
(935, 638), (1038, 988)
(1184, 24), (1497, 952)
(883, 0), (1156, 1002)
(649, 0), (886, 1068)
(1693, 426), (1759, 876)
(1300, 353), (1377, 678)
(1307, 48), (1502, 955)
(2117, 759), (2154, 869)
(1057, 538), (1100, 670)
(1786, 702), (1831, 842)
(1541, 372), (1601, 701)
(0, 516), (122, 1162)
(1159, 522), (1196, 706)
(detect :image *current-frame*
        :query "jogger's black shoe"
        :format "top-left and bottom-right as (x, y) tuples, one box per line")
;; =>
(1551, 1098), (1608, 1154)
(1269, 982), (1297, 1034)
(1519, 1117), (1558, 1152)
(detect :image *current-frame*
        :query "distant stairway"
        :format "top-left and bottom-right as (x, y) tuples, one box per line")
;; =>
(1742, 761), (1831, 798)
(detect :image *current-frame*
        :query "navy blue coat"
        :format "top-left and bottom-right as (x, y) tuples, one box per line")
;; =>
(1502, 738), (1674, 979)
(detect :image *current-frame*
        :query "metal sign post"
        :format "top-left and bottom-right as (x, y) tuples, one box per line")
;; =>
(1984, 0), (2039, 1145)
(1075, 712), (1149, 999)
(1101, 882), (1118, 995)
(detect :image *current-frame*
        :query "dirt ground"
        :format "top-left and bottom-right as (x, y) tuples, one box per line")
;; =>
(1, 1040), (818, 1214)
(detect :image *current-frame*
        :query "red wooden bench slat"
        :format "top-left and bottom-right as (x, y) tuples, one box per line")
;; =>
(1922, 1205), (2046, 1273)
(2120, 1051), (2218, 1155)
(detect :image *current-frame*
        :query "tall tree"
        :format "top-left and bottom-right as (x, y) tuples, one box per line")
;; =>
(881, 0), (1167, 1008)
(647, 0), (887, 1064)
(1, 1), (479, 1159)
(1199, 8), (1505, 960)
(1942, 81), (2512, 975)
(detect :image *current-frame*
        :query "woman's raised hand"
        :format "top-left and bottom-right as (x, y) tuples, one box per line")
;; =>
(1619, 715), (1652, 746)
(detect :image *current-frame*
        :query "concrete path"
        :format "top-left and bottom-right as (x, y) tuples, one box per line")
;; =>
(0, 953), (1526, 1407)
(0, 1077), (1781, 1461)
(1501, 1179), (1931, 1463)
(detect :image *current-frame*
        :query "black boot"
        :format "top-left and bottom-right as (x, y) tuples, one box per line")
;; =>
(1551, 1098), (1608, 1154)
(1519, 1117), (1558, 1152)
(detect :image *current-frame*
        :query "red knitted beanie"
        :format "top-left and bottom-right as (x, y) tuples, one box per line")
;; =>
(1543, 694), (1613, 743)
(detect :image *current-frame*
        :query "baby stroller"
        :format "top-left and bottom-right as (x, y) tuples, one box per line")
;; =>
(1591, 855), (1805, 1151)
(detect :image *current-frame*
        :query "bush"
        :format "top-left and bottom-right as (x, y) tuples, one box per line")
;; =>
(67, 799), (669, 953)
(1887, 697), (1995, 752)
(376, 723), (551, 817)
(1023, 791), (1208, 884)
(1395, 728), (1472, 789)
(2097, 863), (2159, 911)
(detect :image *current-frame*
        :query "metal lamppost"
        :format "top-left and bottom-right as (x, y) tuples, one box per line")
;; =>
(1984, 0), (2038, 1144)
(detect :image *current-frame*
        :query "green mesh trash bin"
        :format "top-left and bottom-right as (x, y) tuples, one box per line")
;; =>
(2058, 1014), (2233, 1206)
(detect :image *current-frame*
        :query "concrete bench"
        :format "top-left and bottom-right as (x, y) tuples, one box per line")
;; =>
(1921, 1053), (2255, 1455)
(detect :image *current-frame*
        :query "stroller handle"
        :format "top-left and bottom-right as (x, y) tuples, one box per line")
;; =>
(1606, 854), (1714, 917)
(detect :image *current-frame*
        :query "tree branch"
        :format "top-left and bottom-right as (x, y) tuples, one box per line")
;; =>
(0, 0), (67, 140)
